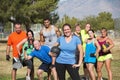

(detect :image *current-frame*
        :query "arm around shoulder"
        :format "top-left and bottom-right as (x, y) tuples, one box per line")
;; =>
(55, 26), (61, 37)
(39, 29), (45, 44)
(16, 38), (27, 55)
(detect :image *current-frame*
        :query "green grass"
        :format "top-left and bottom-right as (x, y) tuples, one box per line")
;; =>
(0, 41), (120, 80)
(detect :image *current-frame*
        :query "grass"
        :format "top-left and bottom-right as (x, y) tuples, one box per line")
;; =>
(0, 39), (120, 80)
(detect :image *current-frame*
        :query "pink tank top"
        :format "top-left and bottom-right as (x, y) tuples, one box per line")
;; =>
(98, 40), (111, 56)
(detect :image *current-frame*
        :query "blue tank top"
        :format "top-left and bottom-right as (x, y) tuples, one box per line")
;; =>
(84, 39), (97, 63)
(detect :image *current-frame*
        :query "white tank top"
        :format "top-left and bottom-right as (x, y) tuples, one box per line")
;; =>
(43, 25), (58, 48)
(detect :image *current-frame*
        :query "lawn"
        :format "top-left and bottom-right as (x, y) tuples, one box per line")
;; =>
(0, 38), (120, 80)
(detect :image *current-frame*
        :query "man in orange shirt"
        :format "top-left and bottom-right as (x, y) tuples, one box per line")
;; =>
(6, 22), (27, 80)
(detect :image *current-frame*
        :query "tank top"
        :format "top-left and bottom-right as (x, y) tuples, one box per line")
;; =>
(84, 39), (97, 63)
(43, 25), (58, 48)
(98, 40), (111, 56)
(21, 41), (34, 60)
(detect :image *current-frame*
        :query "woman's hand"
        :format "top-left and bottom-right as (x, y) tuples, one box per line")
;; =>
(103, 48), (109, 53)
(72, 64), (81, 68)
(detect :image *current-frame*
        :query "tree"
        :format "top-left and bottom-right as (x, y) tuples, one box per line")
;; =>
(96, 12), (114, 30)
(79, 15), (98, 30)
(57, 11), (114, 31)
(0, 0), (59, 30)
(57, 15), (79, 30)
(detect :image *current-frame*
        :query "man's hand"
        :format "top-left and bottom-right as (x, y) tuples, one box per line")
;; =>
(6, 55), (11, 61)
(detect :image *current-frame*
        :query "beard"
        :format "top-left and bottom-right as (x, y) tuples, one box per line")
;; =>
(16, 30), (22, 34)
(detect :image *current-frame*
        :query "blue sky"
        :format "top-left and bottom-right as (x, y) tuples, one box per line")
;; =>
(56, 0), (120, 19)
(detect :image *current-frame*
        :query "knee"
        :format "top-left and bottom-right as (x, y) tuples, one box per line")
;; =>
(97, 67), (101, 73)
(37, 70), (43, 77)
(51, 67), (56, 72)
(87, 67), (93, 72)
(106, 68), (112, 73)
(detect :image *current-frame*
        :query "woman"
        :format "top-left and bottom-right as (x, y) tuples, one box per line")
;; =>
(97, 28), (114, 80)
(84, 29), (101, 80)
(17, 30), (34, 80)
(73, 24), (82, 69)
(54, 23), (83, 80)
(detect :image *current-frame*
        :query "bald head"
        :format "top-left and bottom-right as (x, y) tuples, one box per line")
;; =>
(33, 40), (40, 50)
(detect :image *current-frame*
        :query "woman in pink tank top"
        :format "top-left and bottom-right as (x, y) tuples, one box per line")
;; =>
(97, 28), (114, 80)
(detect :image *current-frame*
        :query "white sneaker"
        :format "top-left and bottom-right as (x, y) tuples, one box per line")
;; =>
(101, 77), (103, 80)
(26, 76), (31, 80)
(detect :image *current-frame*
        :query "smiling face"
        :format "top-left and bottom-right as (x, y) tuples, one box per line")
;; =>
(75, 25), (81, 34)
(44, 19), (50, 28)
(85, 24), (91, 32)
(27, 32), (33, 39)
(101, 28), (107, 37)
(15, 24), (22, 34)
(63, 24), (72, 37)
(88, 30), (94, 38)
(33, 40), (40, 50)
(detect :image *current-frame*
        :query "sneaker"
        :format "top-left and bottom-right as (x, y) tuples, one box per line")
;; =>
(101, 77), (103, 80)
(26, 76), (31, 80)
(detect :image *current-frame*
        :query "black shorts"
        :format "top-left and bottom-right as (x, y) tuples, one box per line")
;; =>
(38, 63), (51, 72)
(22, 59), (33, 70)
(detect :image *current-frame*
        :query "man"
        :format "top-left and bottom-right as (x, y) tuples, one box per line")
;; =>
(40, 18), (61, 48)
(81, 23), (91, 80)
(6, 22), (27, 80)
(27, 40), (58, 80)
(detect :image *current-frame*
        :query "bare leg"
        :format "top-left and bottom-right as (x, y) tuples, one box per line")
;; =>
(86, 63), (96, 80)
(97, 61), (104, 80)
(27, 68), (31, 77)
(37, 69), (44, 80)
(12, 69), (17, 80)
(47, 70), (51, 80)
(83, 63), (89, 79)
(51, 67), (58, 80)
(30, 65), (34, 80)
(105, 59), (112, 80)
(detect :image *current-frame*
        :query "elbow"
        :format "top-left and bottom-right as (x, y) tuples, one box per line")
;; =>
(97, 47), (101, 52)
(110, 44), (114, 49)
(16, 45), (19, 50)
(99, 47), (101, 52)
(112, 44), (114, 48)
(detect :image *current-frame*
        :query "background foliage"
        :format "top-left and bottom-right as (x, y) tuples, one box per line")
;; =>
(0, 0), (59, 30)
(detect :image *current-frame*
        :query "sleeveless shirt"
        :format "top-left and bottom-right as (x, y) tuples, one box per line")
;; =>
(43, 25), (57, 48)
(84, 39), (97, 63)
(98, 40), (111, 56)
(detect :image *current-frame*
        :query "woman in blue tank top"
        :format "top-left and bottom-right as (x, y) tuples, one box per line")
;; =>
(84, 29), (101, 80)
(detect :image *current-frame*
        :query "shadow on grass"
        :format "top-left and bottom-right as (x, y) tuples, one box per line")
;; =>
(17, 76), (49, 80)
(67, 75), (108, 80)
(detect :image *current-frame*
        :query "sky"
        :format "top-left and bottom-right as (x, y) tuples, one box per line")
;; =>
(56, 0), (120, 19)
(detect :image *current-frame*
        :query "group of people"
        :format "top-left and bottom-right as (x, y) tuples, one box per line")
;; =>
(6, 18), (114, 80)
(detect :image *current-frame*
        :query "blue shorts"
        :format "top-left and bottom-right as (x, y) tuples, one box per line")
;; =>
(38, 63), (51, 72)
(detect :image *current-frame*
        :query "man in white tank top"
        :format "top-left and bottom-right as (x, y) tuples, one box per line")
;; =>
(40, 18), (61, 48)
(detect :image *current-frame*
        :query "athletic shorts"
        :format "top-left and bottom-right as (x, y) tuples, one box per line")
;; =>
(38, 63), (51, 72)
(22, 59), (33, 70)
(12, 58), (22, 69)
(83, 58), (97, 69)
(98, 54), (113, 62)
